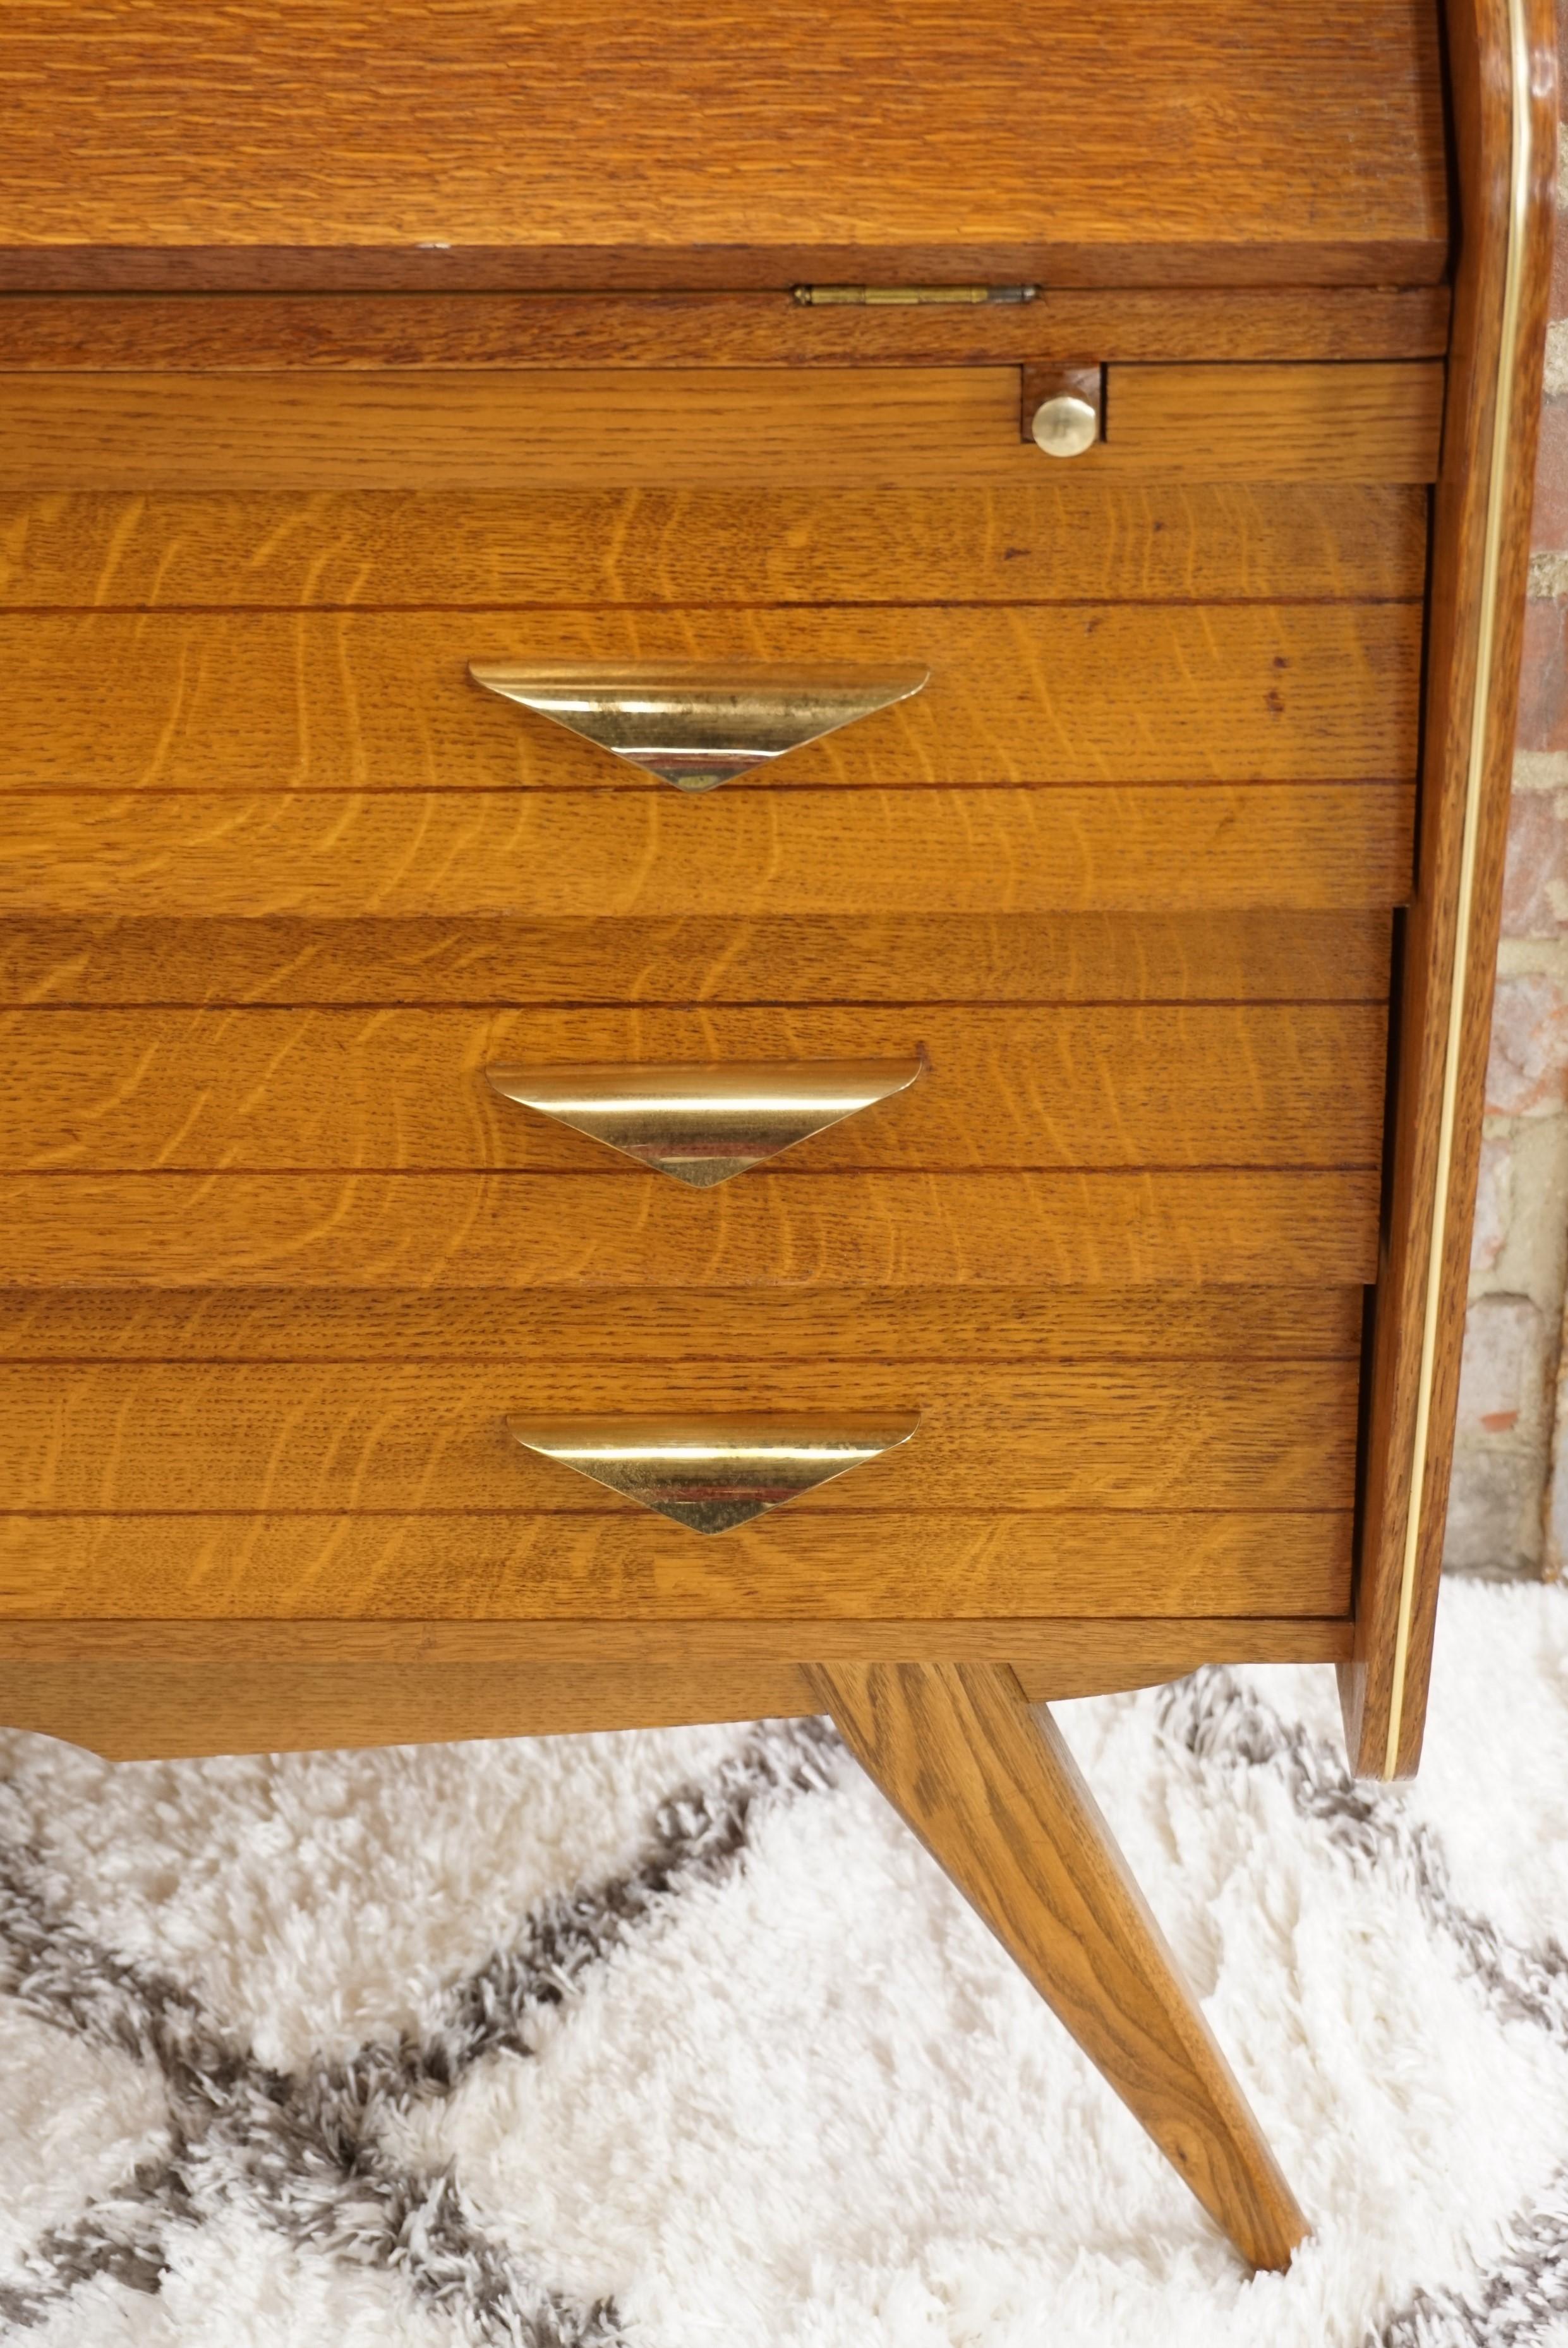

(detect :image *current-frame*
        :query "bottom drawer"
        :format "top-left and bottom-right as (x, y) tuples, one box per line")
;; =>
(0, 1284), (1360, 1623)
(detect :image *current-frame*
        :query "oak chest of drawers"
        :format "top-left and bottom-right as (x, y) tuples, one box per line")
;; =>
(0, 0), (1553, 2270)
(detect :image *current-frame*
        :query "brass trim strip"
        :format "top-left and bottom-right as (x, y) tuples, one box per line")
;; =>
(468, 661), (930, 792)
(1385, 0), (1535, 1774)
(486, 1055), (925, 1185)
(508, 1411), (922, 1534)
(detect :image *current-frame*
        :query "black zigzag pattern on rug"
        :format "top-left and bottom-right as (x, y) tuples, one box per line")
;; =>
(1155, 1667), (1568, 2347)
(0, 1714), (841, 2342)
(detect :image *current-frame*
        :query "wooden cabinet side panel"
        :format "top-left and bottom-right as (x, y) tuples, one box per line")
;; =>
(1347, 0), (1557, 1776)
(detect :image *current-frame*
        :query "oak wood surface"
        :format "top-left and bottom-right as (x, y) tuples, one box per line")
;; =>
(1, 1002), (1385, 1173)
(0, 1658), (827, 1757)
(814, 1660), (1306, 2270)
(0, 1613), (1356, 1673)
(0, 0), (1445, 291)
(0, 606), (1421, 793)
(1347, 0), (1559, 1775)
(0, 1169), (1380, 1287)
(1109, 363), (1445, 482)
(0, 1617), (1355, 1761)
(0, 1614), (1355, 1674)
(0, 1508), (1350, 1622)
(0, 913), (1393, 1009)
(0, 367), (1445, 493)
(0, 291), (1452, 371)
(1, 1356), (1356, 1519)
(0, 485), (1430, 610)
(0, 1285), (1365, 1363)
(0, 788), (1417, 919)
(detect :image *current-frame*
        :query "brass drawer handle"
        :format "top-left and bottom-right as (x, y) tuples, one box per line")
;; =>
(467, 661), (929, 791)
(485, 1055), (924, 1185)
(508, 1411), (920, 1534)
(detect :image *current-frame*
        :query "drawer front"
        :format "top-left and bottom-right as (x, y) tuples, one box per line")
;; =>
(0, 605), (1420, 791)
(0, 1287), (1355, 1625)
(1, 1002), (1387, 1172)
(0, 1282), (1359, 1620)
(0, 1356), (1358, 1517)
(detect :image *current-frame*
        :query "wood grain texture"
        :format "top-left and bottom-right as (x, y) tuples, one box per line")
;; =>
(0, 1616), (1356, 1759)
(0, 1356), (1356, 1519)
(1109, 363), (1445, 481)
(0, 1658), (817, 1757)
(1347, 0), (1559, 1777)
(0, 913), (1394, 1010)
(0, 1002), (1386, 1172)
(0, 1611), (1358, 1672)
(0, 291), (1452, 371)
(0, 484), (1430, 610)
(0, 0), (1445, 290)
(0, 789), (1417, 919)
(814, 1660), (1306, 2270)
(0, 1168), (1380, 1287)
(0, 1285), (1366, 1363)
(0, 1506), (1351, 1624)
(0, 367), (1444, 493)
(0, 606), (1421, 793)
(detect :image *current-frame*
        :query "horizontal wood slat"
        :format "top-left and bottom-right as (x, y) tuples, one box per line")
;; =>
(0, 1167), (1380, 1287)
(0, 292), (1454, 373)
(0, 913), (1395, 1009)
(0, 1507), (1351, 1622)
(0, 485), (1430, 609)
(1107, 363), (1446, 481)
(0, 1285), (1366, 1362)
(1, 1358), (1356, 1517)
(0, 1613), (1358, 1669)
(0, 1656), (820, 1755)
(0, 606), (1421, 793)
(1, 1003), (1386, 1172)
(0, 788), (1417, 917)
(0, 366), (1445, 492)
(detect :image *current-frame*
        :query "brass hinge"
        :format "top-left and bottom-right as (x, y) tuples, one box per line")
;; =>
(792, 284), (1037, 307)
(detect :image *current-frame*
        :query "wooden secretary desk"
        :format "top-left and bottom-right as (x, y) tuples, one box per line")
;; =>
(0, 0), (1553, 2272)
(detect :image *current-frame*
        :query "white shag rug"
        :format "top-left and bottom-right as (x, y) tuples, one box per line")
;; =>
(1, 1581), (1567, 2347)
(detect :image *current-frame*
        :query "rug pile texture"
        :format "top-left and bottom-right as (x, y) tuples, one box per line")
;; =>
(1, 1578), (1567, 2346)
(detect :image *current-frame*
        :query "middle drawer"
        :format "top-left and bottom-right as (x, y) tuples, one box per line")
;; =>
(1, 1001), (1386, 1172)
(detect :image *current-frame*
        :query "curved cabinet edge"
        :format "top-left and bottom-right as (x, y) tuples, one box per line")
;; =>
(1345, 0), (1559, 1777)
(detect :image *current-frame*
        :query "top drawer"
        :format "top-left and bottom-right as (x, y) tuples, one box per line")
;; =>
(0, 363), (1432, 920)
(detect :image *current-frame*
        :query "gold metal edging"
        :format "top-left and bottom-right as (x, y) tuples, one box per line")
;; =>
(1385, 0), (1535, 1773)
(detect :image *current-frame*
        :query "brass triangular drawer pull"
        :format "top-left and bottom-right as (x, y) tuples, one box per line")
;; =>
(507, 1412), (920, 1534)
(467, 661), (929, 790)
(485, 1056), (925, 1184)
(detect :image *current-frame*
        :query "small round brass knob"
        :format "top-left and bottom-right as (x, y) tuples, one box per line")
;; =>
(1030, 394), (1098, 459)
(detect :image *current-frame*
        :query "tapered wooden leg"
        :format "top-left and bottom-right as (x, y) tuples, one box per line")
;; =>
(811, 1659), (1306, 2272)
